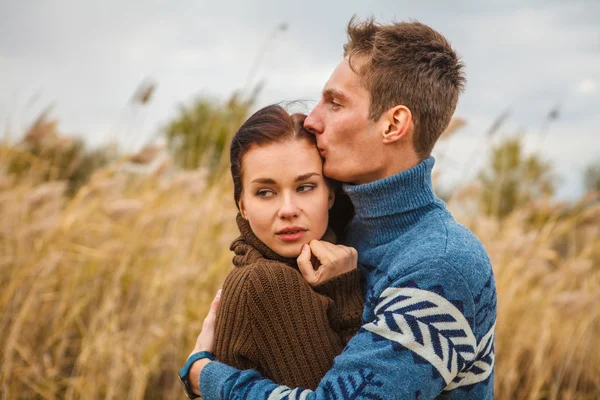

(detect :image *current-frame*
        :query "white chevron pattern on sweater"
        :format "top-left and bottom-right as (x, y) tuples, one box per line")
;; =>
(444, 323), (495, 391)
(267, 386), (313, 400)
(364, 287), (477, 384)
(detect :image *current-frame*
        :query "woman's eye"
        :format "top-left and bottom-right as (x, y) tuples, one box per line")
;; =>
(298, 185), (315, 193)
(257, 190), (274, 197)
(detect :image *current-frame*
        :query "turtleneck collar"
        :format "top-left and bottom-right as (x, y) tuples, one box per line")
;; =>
(233, 213), (298, 268)
(342, 157), (438, 244)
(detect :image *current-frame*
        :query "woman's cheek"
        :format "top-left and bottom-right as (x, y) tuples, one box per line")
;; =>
(310, 201), (330, 238)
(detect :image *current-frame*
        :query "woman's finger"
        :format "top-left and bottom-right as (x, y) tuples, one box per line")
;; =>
(307, 243), (359, 284)
(308, 240), (335, 264)
(338, 245), (358, 262)
(297, 244), (317, 285)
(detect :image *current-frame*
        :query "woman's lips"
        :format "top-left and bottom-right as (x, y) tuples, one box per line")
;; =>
(277, 230), (307, 242)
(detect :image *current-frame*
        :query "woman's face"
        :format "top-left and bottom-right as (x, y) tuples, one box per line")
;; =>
(238, 139), (334, 258)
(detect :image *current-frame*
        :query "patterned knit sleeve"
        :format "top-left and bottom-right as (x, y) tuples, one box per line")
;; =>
(200, 258), (496, 400)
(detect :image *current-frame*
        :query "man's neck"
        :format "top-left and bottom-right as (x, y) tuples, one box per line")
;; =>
(343, 156), (437, 245)
(355, 151), (421, 185)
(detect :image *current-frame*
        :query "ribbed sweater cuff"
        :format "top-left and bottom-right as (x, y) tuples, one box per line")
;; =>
(200, 360), (237, 399)
(313, 269), (364, 322)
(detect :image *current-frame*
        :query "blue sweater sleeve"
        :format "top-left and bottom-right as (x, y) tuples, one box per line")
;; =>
(199, 258), (494, 400)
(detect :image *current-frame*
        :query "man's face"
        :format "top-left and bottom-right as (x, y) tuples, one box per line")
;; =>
(304, 58), (387, 184)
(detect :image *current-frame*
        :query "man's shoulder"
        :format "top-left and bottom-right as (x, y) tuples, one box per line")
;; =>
(392, 206), (490, 265)
(383, 212), (497, 332)
(422, 203), (491, 271)
(441, 214), (493, 288)
(383, 208), (494, 300)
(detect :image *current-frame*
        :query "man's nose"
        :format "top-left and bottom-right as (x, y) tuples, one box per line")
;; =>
(304, 104), (323, 135)
(277, 194), (300, 219)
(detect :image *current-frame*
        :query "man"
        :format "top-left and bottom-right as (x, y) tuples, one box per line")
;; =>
(182, 17), (497, 399)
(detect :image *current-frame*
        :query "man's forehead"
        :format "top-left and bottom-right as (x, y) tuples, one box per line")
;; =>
(323, 60), (359, 94)
(322, 58), (369, 102)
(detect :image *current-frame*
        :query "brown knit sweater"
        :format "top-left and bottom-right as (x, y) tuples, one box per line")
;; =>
(213, 214), (364, 390)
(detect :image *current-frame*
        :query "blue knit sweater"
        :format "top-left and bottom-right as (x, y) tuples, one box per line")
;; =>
(200, 157), (497, 399)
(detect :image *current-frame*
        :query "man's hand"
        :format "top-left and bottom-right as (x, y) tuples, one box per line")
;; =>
(188, 289), (221, 395)
(297, 241), (358, 286)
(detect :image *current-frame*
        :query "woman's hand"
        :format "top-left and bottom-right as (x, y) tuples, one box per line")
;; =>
(188, 289), (221, 395)
(297, 241), (358, 286)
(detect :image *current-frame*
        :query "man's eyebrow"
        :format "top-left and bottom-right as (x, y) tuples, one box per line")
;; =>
(295, 172), (320, 182)
(250, 177), (276, 184)
(323, 88), (349, 102)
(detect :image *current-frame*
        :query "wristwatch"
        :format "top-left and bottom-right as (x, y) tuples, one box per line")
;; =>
(178, 351), (215, 399)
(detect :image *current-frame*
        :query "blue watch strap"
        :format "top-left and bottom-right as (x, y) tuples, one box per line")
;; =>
(179, 351), (216, 378)
(178, 351), (216, 399)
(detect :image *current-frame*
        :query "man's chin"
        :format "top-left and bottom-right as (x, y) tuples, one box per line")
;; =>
(323, 162), (340, 181)
(323, 163), (351, 183)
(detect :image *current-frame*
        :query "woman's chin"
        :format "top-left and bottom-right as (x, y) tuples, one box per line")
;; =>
(274, 242), (306, 259)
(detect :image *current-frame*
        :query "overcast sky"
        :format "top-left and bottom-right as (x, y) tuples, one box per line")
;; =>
(1, 0), (598, 198)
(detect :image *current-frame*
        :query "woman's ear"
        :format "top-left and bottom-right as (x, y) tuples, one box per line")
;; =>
(238, 197), (248, 219)
(328, 187), (336, 210)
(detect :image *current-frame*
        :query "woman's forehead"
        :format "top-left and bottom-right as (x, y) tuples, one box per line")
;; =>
(241, 140), (323, 182)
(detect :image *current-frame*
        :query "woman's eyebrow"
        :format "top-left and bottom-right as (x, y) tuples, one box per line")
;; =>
(250, 173), (320, 184)
(250, 177), (276, 184)
(295, 172), (320, 182)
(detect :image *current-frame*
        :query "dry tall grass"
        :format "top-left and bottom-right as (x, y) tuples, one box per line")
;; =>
(1, 149), (599, 399)
(450, 186), (600, 399)
(0, 154), (238, 399)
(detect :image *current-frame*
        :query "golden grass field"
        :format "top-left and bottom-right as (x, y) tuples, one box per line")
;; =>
(1, 140), (599, 399)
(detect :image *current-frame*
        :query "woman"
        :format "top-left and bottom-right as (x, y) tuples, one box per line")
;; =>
(180, 104), (364, 397)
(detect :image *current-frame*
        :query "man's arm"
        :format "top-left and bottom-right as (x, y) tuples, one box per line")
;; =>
(199, 259), (494, 400)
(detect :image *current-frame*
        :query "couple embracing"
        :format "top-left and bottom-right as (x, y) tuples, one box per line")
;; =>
(179, 16), (497, 400)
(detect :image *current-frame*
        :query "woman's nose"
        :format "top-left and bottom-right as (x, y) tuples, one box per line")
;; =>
(277, 195), (300, 219)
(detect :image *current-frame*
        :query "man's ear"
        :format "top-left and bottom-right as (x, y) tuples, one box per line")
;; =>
(328, 187), (335, 210)
(382, 105), (413, 144)
(238, 197), (248, 219)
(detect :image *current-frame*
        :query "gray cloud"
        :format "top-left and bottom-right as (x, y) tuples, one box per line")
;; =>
(1, 0), (598, 197)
